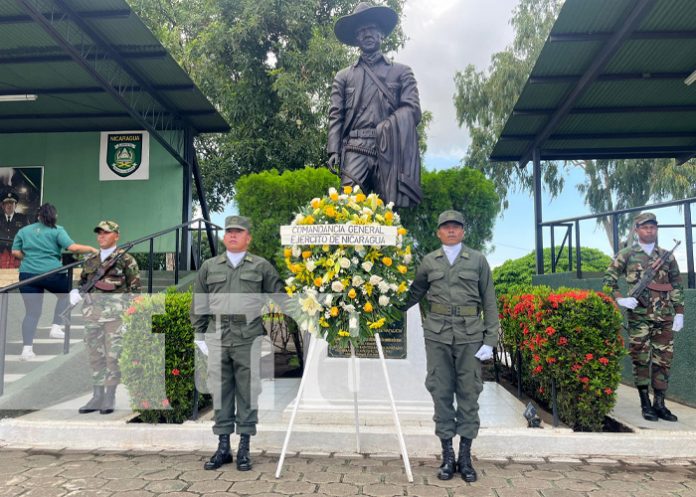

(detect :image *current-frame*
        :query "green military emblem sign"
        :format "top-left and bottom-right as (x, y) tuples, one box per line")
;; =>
(106, 133), (143, 177)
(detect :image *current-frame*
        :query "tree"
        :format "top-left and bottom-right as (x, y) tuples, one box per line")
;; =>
(492, 247), (612, 296)
(399, 167), (499, 256)
(453, 0), (696, 251)
(129, 0), (407, 211)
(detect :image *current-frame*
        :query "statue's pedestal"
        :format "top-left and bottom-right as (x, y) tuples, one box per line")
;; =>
(284, 307), (434, 424)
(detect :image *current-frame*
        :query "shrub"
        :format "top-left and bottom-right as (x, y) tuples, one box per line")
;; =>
(493, 247), (612, 296)
(498, 286), (625, 431)
(120, 288), (209, 423)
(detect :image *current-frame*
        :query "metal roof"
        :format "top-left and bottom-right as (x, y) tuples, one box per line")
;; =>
(0, 0), (229, 134)
(490, 0), (696, 166)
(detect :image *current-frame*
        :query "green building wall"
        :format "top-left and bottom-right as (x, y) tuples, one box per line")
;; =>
(533, 272), (696, 407)
(0, 132), (182, 251)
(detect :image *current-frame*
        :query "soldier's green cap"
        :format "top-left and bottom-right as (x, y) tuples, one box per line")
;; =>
(634, 212), (658, 226)
(2, 192), (18, 203)
(94, 220), (119, 233)
(225, 215), (251, 231)
(437, 210), (464, 227)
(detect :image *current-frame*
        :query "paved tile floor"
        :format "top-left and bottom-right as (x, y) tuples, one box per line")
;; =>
(1, 447), (696, 497)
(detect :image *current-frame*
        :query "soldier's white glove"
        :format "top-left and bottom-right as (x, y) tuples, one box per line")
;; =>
(474, 344), (494, 361)
(616, 297), (638, 309)
(69, 289), (82, 306)
(194, 339), (209, 356)
(673, 314), (684, 332)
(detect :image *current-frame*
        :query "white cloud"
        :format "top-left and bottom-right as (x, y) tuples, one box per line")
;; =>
(396, 0), (518, 160)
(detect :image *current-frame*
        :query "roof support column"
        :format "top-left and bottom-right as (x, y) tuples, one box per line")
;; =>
(685, 201), (695, 289)
(180, 128), (194, 271)
(533, 148), (544, 275)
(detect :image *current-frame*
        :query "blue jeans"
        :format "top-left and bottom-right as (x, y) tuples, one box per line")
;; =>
(18, 272), (70, 346)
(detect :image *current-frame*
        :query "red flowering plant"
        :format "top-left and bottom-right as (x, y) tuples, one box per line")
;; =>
(120, 289), (209, 423)
(499, 286), (624, 431)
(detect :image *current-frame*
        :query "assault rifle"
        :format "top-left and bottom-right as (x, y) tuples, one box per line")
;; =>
(60, 241), (136, 321)
(628, 239), (681, 307)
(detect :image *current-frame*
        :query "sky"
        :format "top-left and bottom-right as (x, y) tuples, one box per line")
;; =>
(210, 0), (692, 270)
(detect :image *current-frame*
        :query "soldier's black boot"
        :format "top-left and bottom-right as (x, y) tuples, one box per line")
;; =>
(100, 385), (117, 415)
(236, 434), (252, 471)
(638, 386), (658, 421)
(457, 437), (477, 482)
(437, 438), (456, 480)
(204, 434), (233, 470)
(653, 390), (678, 422)
(78, 386), (104, 414)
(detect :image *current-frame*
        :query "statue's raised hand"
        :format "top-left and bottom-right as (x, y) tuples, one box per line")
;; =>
(328, 153), (340, 176)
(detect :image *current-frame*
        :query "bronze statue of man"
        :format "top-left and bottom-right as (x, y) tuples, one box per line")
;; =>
(327, 2), (422, 208)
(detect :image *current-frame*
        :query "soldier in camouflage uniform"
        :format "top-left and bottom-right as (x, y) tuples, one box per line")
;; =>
(72, 221), (140, 415)
(191, 215), (284, 472)
(603, 212), (684, 422)
(402, 210), (499, 482)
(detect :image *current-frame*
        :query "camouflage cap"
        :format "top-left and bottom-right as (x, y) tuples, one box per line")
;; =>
(437, 210), (464, 227)
(94, 220), (120, 233)
(634, 212), (658, 226)
(225, 215), (251, 231)
(2, 191), (18, 203)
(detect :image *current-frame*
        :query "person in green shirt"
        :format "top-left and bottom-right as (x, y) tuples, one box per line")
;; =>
(191, 215), (284, 472)
(401, 210), (499, 482)
(12, 203), (97, 360)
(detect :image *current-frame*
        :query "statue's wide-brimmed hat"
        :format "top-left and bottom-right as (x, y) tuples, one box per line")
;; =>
(334, 2), (398, 46)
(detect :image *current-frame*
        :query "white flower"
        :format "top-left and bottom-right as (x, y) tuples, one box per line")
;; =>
(390, 283), (399, 291)
(379, 295), (389, 306)
(292, 246), (301, 258)
(341, 303), (356, 313)
(305, 260), (316, 272)
(328, 187), (338, 196)
(369, 275), (383, 285)
(351, 257), (359, 265)
(339, 194), (349, 201)
(285, 277), (294, 286)
(349, 316), (358, 330)
(362, 261), (373, 272)
(355, 245), (366, 256)
(339, 257), (351, 269)
(403, 254), (412, 264)
(299, 294), (322, 316)
(352, 275), (364, 286)
(386, 202), (394, 209)
(324, 294), (333, 306)
(362, 207), (373, 215)
(331, 280), (344, 292)
(293, 213), (304, 224)
(378, 281), (390, 293)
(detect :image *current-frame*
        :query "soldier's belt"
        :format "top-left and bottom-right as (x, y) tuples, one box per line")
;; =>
(429, 303), (479, 317)
(221, 314), (247, 324)
(344, 143), (378, 157)
(647, 282), (674, 292)
(349, 128), (377, 138)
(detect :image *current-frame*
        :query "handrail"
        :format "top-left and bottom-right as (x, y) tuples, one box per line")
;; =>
(539, 198), (695, 289)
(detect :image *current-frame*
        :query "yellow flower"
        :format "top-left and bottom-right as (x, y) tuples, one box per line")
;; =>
(290, 264), (303, 274)
(283, 247), (292, 258)
(364, 283), (373, 296)
(363, 302), (373, 312)
(301, 215), (315, 225)
(302, 250), (312, 259)
(398, 227), (407, 236)
(355, 193), (366, 203)
(322, 245), (330, 252)
(319, 317), (330, 328)
(385, 211), (394, 223)
(382, 257), (393, 267)
(330, 306), (339, 317)
(285, 286), (295, 296)
(338, 330), (350, 337)
(330, 192), (339, 201)
(314, 277), (323, 287)
(324, 205), (337, 218)
(310, 198), (321, 209)
(376, 198), (383, 206)
(397, 265), (407, 274)
(343, 185), (353, 194)
(348, 288), (357, 299)
(368, 318), (386, 329)
(397, 281), (408, 294)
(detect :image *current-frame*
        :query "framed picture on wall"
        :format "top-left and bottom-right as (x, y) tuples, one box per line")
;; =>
(0, 166), (44, 269)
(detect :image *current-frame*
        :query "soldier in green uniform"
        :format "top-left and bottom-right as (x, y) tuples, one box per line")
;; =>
(402, 210), (499, 481)
(603, 212), (684, 422)
(191, 215), (284, 471)
(72, 221), (141, 415)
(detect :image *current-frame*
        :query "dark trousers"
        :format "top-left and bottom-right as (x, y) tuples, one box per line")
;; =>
(18, 272), (69, 346)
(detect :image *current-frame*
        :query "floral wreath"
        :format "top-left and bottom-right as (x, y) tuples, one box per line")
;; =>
(283, 186), (414, 348)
